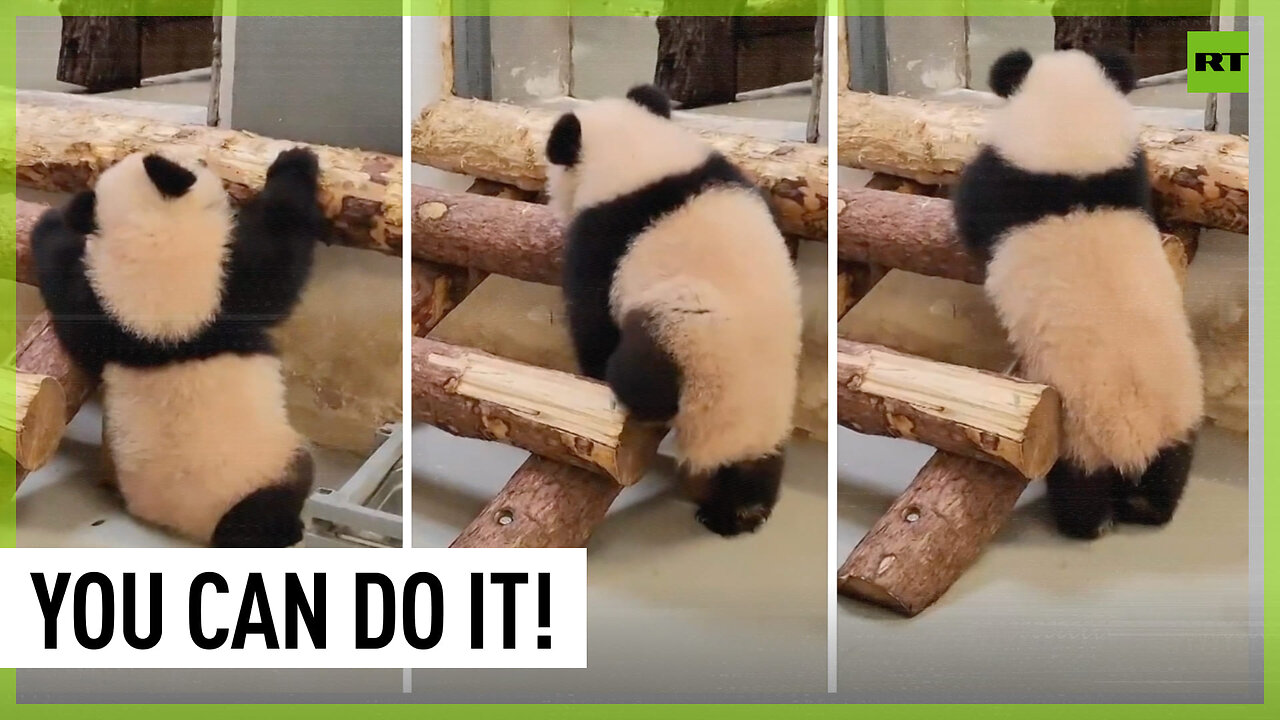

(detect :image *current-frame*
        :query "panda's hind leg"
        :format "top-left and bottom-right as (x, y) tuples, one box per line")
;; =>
(1045, 460), (1119, 540)
(691, 453), (784, 537)
(605, 311), (681, 423)
(1113, 438), (1195, 526)
(211, 448), (314, 548)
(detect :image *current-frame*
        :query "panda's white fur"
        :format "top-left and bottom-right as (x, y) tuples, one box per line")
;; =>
(546, 87), (802, 536)
(954, 48), (1203, 538)
(33, 148), (323, 546)
(87, 153), (233, 343)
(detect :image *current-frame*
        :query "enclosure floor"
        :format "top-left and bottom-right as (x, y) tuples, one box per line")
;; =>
(411, 426), (828, 700)
(836, 424), (1253, 702)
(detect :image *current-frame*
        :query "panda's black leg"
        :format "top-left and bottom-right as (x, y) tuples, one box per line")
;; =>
(1113, 438), (1195, 526)
(605, 311), (680, 422)
(564, 288), (619, 381)
(693, 454), (785, 537)
(1045, 460), (1117, 540)
(212, 449), (314, 548)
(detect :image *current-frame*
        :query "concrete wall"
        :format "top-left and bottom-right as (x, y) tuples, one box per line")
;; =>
(227, 16), (401, 154)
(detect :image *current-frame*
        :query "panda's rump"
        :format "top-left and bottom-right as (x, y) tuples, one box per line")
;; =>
(102, 353), (303, 542)
(985, 209), (1203, 474)
(610, 188), (803, 472)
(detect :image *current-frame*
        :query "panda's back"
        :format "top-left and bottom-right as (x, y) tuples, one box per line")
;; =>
(985, 208), (1203, 474)
(103, 353), (302, 541)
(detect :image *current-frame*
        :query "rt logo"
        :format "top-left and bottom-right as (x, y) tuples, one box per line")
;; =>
(1187, 31), (1248, 93)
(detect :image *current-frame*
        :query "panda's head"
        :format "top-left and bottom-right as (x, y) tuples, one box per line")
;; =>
(71, 151), (234, 343)
(985, 48), (1140, 177)
(544, 84), (712, 219)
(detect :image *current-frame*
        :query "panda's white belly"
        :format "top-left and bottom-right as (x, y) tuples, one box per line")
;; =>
(102, 353), (302, 542)
(985, 208), (1203, 474)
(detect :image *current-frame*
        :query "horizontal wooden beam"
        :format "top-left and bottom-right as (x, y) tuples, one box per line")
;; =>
(412, 337), (663, 486)
(412, 96), (828, 240)
(837, 90), (1248, 234)
(16, 101), (403, 253)
(837, 340), (1059, 478)
(838, 186), (1196, 284)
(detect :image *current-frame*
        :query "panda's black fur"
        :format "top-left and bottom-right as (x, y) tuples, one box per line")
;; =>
(32, 148), (324, 547)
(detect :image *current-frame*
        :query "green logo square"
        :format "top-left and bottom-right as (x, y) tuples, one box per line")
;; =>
(1187, 31), (1249, 93)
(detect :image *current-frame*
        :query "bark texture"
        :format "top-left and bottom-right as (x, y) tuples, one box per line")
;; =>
(412, 96), (828, 240)
(837, 340), (1061, 478)
(654, 15), (738, 108)
(837, 91), (1249, 233)
(16, 101), (403, 252)
(450, 455), (623, 548)
(412, 337), (663, 486)
(837, 452), (1028, 617)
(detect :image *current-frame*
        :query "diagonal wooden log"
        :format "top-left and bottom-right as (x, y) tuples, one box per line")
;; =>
(837, 340), (1060, 479)
(450, 455), (623, 549)
(1, 368), (68, 474)
(413, 337), (664, 486)
(838, 186), (1199, 284)
(412, 95), (828, 240)
(16, 101), (403, 253)
(837, 90), (1248, 234)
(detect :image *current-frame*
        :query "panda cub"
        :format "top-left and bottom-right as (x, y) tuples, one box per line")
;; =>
(32, 148), (325, 547)
(953, 49), (1204, 539)
(545, 85), (803, 537)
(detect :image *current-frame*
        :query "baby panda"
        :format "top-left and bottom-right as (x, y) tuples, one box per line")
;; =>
(953, 49), (1203, 539)
(32, 148), (325, 547)
(544, 84), (803, 536)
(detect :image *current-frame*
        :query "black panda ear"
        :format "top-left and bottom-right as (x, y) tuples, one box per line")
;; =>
(64, 190), (97, 235)
(990, 49), (1034, 98)
(625, 84), (672, 118)
(142, 153), (197, 198)
(1091, 48), (1137, 94)
(546, 112), (582, 167)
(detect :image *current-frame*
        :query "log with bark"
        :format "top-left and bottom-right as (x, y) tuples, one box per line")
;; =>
(450, 455), (623, 548)
(837, 452), (1028, 616)
(654, 15), (738, 108)
(413, 337), (664, 485)
(837, 340), (1060, 478)
(836, 91), (1249, 233)
(15, 101), (403, 252)
(412, 96), (828, 240)
(413, 261), (482, 337)
(838, 186), (1198, 284)
(1, 367), (68, 474)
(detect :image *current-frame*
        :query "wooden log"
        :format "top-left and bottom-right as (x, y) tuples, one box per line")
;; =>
(837, 452), (1028, 617)
(837, 340), (1060, 478)
(412, 261), (483, 337)
(0, 368), (68, 472)
(6, 198), (40, 285)
(450, 455), (623, 548)
(412, 95), (828, 240)
(837, 186), (1195, 284)
(15, 101), (403, 252)
(57, 15), (142, 91)
(15, 313), (96, 426)
(412, 185), (564, 284)
(412, 337), (663, 485)
(836, 90), (1249, 233)
(654, 14), (738, 108)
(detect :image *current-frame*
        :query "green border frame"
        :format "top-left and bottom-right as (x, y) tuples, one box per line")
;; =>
(2, 0), (1268, 711)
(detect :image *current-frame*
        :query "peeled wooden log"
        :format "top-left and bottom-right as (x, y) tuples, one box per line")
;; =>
(450, 455), (623, 548)
(413, 337), (663, 485)
(16, 101), (403, 252)
(0, 368), (68, 473)
(837, 91), (1248, 233)
(837, 340), (1060, 478)
(412, 96), (828, 240)
(838, 186), (1195, 284)
(412, 185), (564, 285)
(837, 452), (1028, 616)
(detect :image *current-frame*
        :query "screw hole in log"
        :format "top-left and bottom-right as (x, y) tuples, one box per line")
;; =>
(496, 509), (514, 526)
(903, 507), (921, 523)
(90, 519), (105, 527)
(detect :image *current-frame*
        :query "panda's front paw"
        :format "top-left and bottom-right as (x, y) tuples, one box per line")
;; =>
(267, 147), (320, 184)
(695, 501), (771, 537)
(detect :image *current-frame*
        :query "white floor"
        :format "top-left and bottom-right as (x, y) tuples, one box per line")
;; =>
(412, 426), (828, 700)
(836, 424), (1255, 702)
